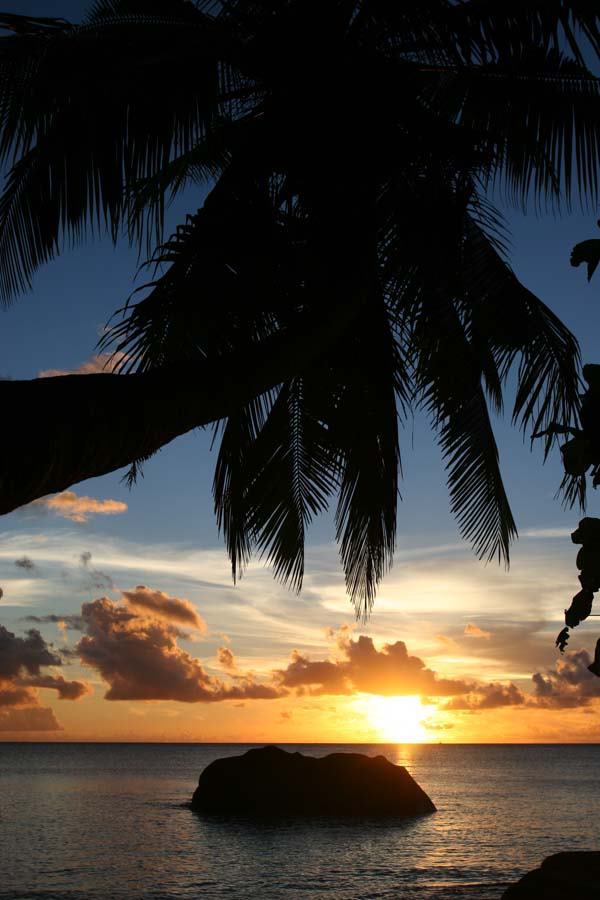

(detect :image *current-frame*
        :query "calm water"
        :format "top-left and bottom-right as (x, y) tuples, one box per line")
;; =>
(1, 743), (599, 899)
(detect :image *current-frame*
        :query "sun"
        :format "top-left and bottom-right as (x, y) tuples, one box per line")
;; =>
(357, 695), (432, 743)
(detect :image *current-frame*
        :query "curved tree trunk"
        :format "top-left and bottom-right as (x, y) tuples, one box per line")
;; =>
(0, 295), (365, 515)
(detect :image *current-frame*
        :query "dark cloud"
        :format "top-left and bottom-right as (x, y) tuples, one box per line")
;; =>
(532, 650), (600, 708)
(0, 707), (61, 732)
(76, 597), (284, 703)
(22, 614), (86, 631)
(14, 556), (35, 571)
(79, 551), (114, 591)
(276, 633), (474, 698)
(0, 685), (34, 707)
(0, 623), (90, 731)
(0, 626), (61, 678)
(18, 674), (89, 701)
(122, 586), (205, 630)
(444, 682), (526, 711)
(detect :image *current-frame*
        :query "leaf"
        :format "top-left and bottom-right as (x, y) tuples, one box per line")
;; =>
(214, 378), (336, 590)
(570, 236), (600, 281)
(332, 303), (403, 617)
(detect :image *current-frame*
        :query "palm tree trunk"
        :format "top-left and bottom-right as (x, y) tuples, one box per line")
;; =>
(0, 297), (364, 515)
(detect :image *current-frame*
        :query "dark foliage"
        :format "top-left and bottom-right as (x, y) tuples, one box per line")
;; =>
(0, 2), (597, 613)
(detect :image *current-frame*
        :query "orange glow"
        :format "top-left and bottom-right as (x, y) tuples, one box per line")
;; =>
(355, 695), (434, 743)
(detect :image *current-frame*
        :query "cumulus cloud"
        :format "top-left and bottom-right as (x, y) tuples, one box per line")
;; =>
(28, 491), (128, 524)
(0, 625), (61, 678)
(122, 586), (205, 630)
(0, 624), (90, 732)
(76, 596), (284, 703)
(532, 650), (600, 708)
(217, 646), (237, 671)
(38, 352), (128, 378)
(276, 632), (475, 698)
(444, 682), (526, 710)
(14, 556), (35, 571)
(464, 623), (491, 639)
(18, 674), (89, 700)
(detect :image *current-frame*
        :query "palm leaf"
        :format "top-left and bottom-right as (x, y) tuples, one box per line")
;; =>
(461, 218), (581, 450)
(332, 304), (403, 617)
(414, 289), (517, 563)
(0, 4), (239, 303)
(214, 378), (336, 590)
(213, 390), (279, 582)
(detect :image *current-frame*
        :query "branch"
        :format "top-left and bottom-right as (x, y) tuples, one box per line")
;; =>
(0, 299), (365, 515)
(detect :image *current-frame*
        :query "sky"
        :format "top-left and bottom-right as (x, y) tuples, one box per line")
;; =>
(2, 1), (600, 743)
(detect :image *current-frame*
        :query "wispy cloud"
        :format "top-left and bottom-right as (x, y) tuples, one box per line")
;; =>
(26, 492), (128, 524)
(38, 352), (128, 378)
(464, 623), (492, 639)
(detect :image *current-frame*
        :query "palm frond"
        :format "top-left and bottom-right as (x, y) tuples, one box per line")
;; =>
(462, 219), (581, 452)
(103, 164), (308, 370)
(420, 47), (600, 208)
(333, 304), (403, 618)
(414, 290), (517, 563)
(214, 378), (336, 590)
(213, 390), (279, 582)
(0, 6), (239, 302)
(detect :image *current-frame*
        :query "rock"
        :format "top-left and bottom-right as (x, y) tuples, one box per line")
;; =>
(502, 852), (600, 898)
(191, 745), (436, 817)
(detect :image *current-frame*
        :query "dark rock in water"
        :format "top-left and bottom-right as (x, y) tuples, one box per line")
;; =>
(502, 852), (600, 898)
(191, 745), (436, 817)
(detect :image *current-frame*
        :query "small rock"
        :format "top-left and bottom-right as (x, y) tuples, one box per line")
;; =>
(502, 852), (600, 898)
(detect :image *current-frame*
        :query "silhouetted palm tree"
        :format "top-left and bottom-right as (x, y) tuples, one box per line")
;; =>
(0, 1), (598, 614)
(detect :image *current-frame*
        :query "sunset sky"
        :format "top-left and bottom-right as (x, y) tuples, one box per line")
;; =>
(3, 0), (600, 744)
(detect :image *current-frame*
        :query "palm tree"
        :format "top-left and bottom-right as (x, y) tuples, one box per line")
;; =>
(0, 1), (597, 615)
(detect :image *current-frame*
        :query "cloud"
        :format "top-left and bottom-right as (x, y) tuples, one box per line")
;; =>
(422, 719), (454, 731)
(122, 586), (205, 630)
(0, 623), (90, 731)
(38, 352), (128, 378)
(217, 646), (237, 671)
(14, 556), (35, 571)
(0, 707), (61, 732)
(464, 623), (491, 639)
(0, 685), (34, 706)
(79, 551), (114, 591)
(28, 492), (128, 524)
(0, 625), (61, 678)
(18, 674), (89, 700)
(22, 614), (86, 631)
(276, 631), (475, 698)
(532, 650), (600, 708)
(435, 634), (456, 648)
(444, 682), (526, 710)
(76, 596), (284, 703)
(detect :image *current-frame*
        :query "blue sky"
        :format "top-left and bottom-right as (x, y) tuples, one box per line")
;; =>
(1, 1), (600, 741)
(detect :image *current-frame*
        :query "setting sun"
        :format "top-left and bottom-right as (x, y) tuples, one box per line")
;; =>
(356, 695), (433, 743)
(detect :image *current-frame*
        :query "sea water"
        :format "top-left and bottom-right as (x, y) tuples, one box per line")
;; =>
(1, 743), (599, 899)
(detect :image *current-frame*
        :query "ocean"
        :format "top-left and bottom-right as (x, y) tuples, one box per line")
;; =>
(1, 743), (599, 899)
